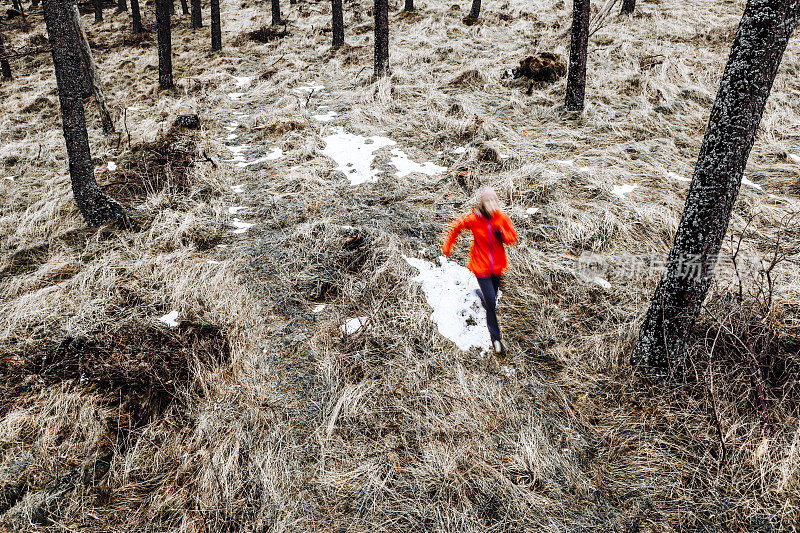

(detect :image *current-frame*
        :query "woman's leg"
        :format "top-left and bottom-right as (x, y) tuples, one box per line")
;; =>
(476, 277), (501, 341)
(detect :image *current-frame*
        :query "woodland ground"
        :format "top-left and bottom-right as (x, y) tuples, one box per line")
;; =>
(1, 0), (800, 530)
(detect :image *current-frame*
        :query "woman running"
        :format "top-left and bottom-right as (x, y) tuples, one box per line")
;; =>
(442, 187), (517, 355)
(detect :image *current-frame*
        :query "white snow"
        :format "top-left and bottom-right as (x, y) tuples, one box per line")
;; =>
(231, 185), (245, 193)
(313, 304), (326, 313)
(611, 184), (638, 198)
(226, 134), (238, 140)
(742, 177), (763, 190)
(224, 126), (237, 132)
(158, 310), (180, 327)
(404, 255), (492, 352)
(593, 277), (611, 289)
(340, 316), (368, 335)
(788, 154), (800, 164)
(296, 83), (325, 93)
(107, 161), (117, 171)
(322, 128), (396, 185)
(556, 160), (574, 167)
(235, 147), (283, 167)
(206, 260), (223, 265)
(667, 171), (692, 182)
(389, 148), (447, 178)
(231, 218), (254, 234)
(452, 146), (468, 154)
(228, 92), (245, 100)
(525, 207), (539, 215)
(312, 110), (338, 122)
(2, 177), (13, 181)
(232, 76), (253, 87)
(228, 206), (247, 214)
(578, 166), (591, 173)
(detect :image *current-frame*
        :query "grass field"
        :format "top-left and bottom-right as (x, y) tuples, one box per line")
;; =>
(1, 0), (800, 530)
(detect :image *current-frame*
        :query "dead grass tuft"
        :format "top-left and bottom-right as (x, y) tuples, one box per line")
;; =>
(246, 24), (290, 43)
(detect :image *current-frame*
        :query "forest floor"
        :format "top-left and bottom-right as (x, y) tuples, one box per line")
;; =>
(1, 0), (800, 530)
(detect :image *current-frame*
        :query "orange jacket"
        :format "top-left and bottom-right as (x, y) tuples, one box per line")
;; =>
(442, 209), (517, 277)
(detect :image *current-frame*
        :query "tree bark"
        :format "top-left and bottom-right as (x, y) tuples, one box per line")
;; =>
(93, 0), (103, 22)
(271, 0), (280, 25)
(190, 0), (201, 27)
(169, 0), (175, 15)
(564, 0), (589, 111)
(156, 0), (173, 88)
(71, 3), (115, 134)
(179, 0), (189, 15)
(131, 0), (143, 33)
(12, 0), (27, 19)
(403, 0), (413, 11)
(42, 0), (125, 227)
(631, 0), (800, 374)
(620, 0), (634, 14)
(0, 30), (11, 80)
(117, 0), (127, 12)
(331, 0), (343, 47)
(468, 0), (480, 19)
(210, 0), (221, 51)
(373, 0), (388, 77)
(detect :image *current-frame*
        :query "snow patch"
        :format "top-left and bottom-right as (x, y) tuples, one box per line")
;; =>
(322, 127), (396, 185)
(233, 76), (253, 87)
(206, 260), (223, 265)
(452, 146), (468, 154)
(789, 154), (800, 164)
(313, 304), (326, 313)
(667, 171), (691, 182)
(296, 83), (325, 93)
(226, 134), (238, 140)
(235, 147), (283, 167)
(593, 277), (611, 289)
(742, 177), (763, 190)
(556, 160), (574, 167)
(159, 310), (180, 327)
(228, 92), (245, 100)
(312, 110), (338, 122)
(228, 206), (247, 214)
(107, 161), (117, 171)
(389, 148), (447, 178)
(231, 218), (254, 234)
(404, 255), (491, 352)
(340, 317), (368, 335)
(611, 184), (638, 198)
(525, 207), (539, 215)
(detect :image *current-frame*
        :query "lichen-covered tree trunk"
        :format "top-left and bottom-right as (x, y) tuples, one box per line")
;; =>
(565, 0), (589, 111)
(0, 30), (11, 80)
(271, 0), (280, 25)
(632, 0), (800, 374)
(210, 0), (221, 51)
(331, 0), (344, 47)
(156, 0), (173, 88)
(373, 0), (388, 76)
(190, 0), (201, 27)
(117, 0), (127, 12)
(71, 4), (115, 134)
(403, 0), (413, 11)
(620, 0), (634, 14)
(93, 0), (102, 22)
(468, 0), (480, 19)
(42, 0), (125, 227)
(131, 0), (143, 32)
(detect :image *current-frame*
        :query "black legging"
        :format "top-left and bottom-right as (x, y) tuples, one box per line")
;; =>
(476, 275), (501, 341)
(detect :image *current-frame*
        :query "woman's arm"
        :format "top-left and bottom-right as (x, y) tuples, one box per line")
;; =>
(497, 212), (518, 245)
(442, 214), (471, 256)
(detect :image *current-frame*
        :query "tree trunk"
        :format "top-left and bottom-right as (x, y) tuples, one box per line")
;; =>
(12, 0), (27, 19)
(331, 0), (343, 47)
(42, 0), (125, 227)
(131, 0), (142, 32)
(117, 0), (127, 12)
(71, 3), (115, 134)
(373, 0), (388, 77)
(93, 0), (102, 22)
(403, 0), (413, 11)
(0, 30), (11, 80)
(190, 0), (201, 27)
(169, 0), (175, 15)
(210, 0), (221, 51)
(620, 0), (634, 15)
(271, 0), (280, 25)
(631, 0), (800, 374)
(468, 0), (479, 19)
(155, 0), (173, 88)
(564, 0), (589, 111)
(179, 0), (188, 15)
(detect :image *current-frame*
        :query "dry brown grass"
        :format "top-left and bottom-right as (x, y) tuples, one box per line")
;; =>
(0, 0), (799, 530)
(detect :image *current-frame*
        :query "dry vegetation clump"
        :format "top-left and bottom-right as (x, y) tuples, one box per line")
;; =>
(246, 24), (290, 44)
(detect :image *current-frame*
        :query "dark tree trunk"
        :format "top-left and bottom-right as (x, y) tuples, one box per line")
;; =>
(564, 0), (589, 111)
(0, 30), (11, 80)
(632, 0), (800, 374)
(403, 0), (413, 11)
(331, 0), (343, 47)
(155, 0), (173, 88)
(210, 0), (221, 50)
(468, 0), (479, 19)
(170, 0), (175, 15)
(93, 0), (102, 21)
(271, 0), (280, 24)
(131, 0), (142, 32)
(42, 0), (125, 227)
(620, 0), (634, 14)
(373, 0), (388, 77)
(71, 3), (115, 133)
(12, 0), (26, 19)
(179, 0), (188, 15)
(190, 0), (201, 27)
(117, 0), (127, 12)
